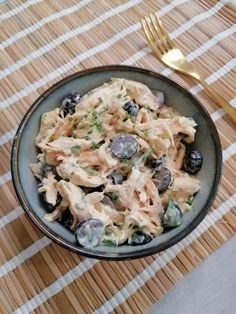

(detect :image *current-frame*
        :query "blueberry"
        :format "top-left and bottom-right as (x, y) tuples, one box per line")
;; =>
(183, 150), (203, 174)
(111, 134), (139, 160)
(152, 167), (172, 193)
(61, 91), (81, 116)
(75, 218), (104, 247)
(58, 209), (73, 230)
(147, 155), (164, 171)
(161, 199), (182, 228)
(107, 171), (124, 185)
(129, 231), (153, 246)
(123, 101), (139, 116)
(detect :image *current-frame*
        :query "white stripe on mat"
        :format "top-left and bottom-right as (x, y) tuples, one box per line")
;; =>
(0, 142), (235, 284)
(0, 128), (16, 146)
(211, 108), (225, 122)
(0, 171), (11, 186)
(0, 0), (226, 83)
(223, 142), (236, 162)
(0, 0), (187, 81)
(13, 193), (236, 314)
(13, 258), (98, 314)
(94, 193), (236, 314)
(0, 0), (232, 113)
(123, 25), (236, 120)
(230, 97), (236, 108)
(124, 23), (236, 69)
(170, 0), (229, 39)
(0, 237), (51, 278)
(0, 0), (43, 22)
(0, 22), (139, 109)
(0, 19), (234, 148)
(0, 207), (23, 229)
(0, 0), (90, 49)
(190, 57), (236, 95)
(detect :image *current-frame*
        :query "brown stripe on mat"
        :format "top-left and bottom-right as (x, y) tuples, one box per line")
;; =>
(0, 183), (19, 217)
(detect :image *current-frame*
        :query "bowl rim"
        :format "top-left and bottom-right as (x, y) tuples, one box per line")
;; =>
(11, 65), (222, 260)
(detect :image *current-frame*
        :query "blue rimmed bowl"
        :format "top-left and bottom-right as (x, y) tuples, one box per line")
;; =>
(11, 65), (222, 260)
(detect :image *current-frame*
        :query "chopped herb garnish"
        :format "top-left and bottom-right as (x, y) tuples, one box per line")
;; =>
(124, 111), (132, 121)
(88, 129), (93, 134)
(85, 135), (91, 141)
(110, 193), (119, 203)
(91, 141), (101, 150)
(64, 178), (70, 182)
(95, 121), (103, 132)
(104, 228), (112, 236)
(98, 97), (103, 103)
(143, 130), (150, 137)
(117, 94), (122, 99)
(89, 109), (104, 132)
(102, 239), (117, 246)
(88, 122), (95, 128)
(85, 167), (98, 175)
(49, 135), (55, 142)
(122, 159), (132, 166)
(92, 110), (98, 119)
(187, 195), (194, 205)
(71, 145), (81, 155)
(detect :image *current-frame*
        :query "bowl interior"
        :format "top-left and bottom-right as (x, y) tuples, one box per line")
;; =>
(13, 66), (222, 260)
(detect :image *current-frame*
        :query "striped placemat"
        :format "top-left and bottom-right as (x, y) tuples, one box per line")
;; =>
(0, 0), (236, 313)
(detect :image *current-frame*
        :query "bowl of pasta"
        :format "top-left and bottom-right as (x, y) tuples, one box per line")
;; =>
(11, 65), (222, 260)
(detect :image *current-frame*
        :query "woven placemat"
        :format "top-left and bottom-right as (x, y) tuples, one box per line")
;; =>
(0, 0), (235, 313)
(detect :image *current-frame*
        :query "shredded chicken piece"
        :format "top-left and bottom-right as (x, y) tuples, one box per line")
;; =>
(38, 173), (58, 206)
(171, 173), (200, 213)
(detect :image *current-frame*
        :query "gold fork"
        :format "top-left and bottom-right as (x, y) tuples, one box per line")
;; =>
(140, 13), (236, 124)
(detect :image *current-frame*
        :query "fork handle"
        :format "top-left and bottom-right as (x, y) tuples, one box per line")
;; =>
(199, 79), (236, 124)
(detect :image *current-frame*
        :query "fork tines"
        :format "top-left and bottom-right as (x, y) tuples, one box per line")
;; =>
(140, 12), (174, 56)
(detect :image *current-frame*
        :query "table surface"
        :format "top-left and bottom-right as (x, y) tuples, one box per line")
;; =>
(149, 235), (236, 314)
(0, 0), (236, 313)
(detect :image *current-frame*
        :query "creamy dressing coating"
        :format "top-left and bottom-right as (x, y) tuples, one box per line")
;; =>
(30, 78), (200, 246)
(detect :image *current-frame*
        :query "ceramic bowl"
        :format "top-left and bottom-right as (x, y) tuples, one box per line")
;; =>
(11, 65), (222, 260)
